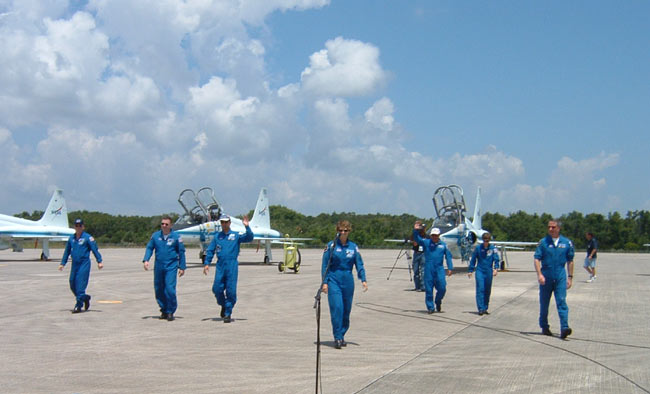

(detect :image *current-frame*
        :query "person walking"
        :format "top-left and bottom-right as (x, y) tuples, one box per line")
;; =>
(59, 218), (103, 313)
(584, 232), (598, 282)
(468, 232), (500, 315)
(534, 219), (575, 339)
(413, 223), (453, 313)
(142, 216), (186, 321)
(203, 214), (254, 323)
(321, 220), (368, 349)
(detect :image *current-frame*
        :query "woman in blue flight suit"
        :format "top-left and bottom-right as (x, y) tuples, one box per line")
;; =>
(468, 232), (500, 315)
(321, 220), (368, 349)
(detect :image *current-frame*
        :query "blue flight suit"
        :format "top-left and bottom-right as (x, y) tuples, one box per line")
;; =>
(469, 244), (500, 313)
(204, 226), (254, 317)
(61, 232), (103, 309)
(534, 235), (575, 331)
(322, 238), (367, 342)
(413, 230), (453, 312)
(143, 230), (186, 315)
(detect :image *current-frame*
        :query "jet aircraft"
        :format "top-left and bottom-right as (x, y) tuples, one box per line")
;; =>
(172, 187), (308, 264)
(0, 189), (75, 260)
(388, 185), (537, 266)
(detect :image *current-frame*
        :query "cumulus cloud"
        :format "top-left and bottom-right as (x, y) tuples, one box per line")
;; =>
(301, 37), (387, 97)
(496, 152), (620, 215)
(365, 97), (394, 132)
(0, 1), (628, 219)
(0, 128), (52, 211)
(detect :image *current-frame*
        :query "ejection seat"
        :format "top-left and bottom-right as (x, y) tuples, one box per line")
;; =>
(432, 185), (474, 262)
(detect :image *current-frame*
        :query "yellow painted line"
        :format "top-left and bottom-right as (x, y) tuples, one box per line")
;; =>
(0, 264), (7, 267)
(97, 300), (123, 304)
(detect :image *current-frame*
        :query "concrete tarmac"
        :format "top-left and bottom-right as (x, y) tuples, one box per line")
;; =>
(1, 247), (649, 393)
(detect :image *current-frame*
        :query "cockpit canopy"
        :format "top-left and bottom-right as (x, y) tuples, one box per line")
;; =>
(173, 187), (222, 230)
(431, 185), (467, 233)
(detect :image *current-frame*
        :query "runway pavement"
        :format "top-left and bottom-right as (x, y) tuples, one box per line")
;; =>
(1, 247), (649, 393)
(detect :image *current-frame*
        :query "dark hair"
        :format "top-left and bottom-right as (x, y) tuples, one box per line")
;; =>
(161, 216), (172, 222)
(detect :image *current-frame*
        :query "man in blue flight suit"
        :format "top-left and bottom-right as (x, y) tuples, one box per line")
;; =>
(59, 218), (103, 313)
(202, 214), (254, 323)
(413, 222), (453, 313)
(534, 219), (575, 339)
(321, 220), (368, 349)
(143, 216), (186, 321)
(468, 232), (500, 315)
(410, 221), (427, 291)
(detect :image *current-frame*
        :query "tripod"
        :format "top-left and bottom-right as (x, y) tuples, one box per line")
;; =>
(387, 240), (412, 281)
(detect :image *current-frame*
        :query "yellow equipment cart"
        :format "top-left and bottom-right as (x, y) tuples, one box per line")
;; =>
(278, 234), (301, 273)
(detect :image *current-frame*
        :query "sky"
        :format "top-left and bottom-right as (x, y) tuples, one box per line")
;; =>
(1, 0), (649, 219)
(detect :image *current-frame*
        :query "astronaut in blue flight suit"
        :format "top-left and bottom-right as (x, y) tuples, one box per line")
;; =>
(534, 219), (575, 339)
(321, 220), (368, 349)
(143, 216), (186, 321)
(203, 214), (254, 323)
(413, 223), (453, 313)
(468, 232), (500, 315)
(59, 218), (103, 313)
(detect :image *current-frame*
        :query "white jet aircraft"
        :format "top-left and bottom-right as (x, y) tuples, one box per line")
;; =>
(388, 185), (537, 267)
(173, 187), (307, 264)
(0, 189), (75, 260)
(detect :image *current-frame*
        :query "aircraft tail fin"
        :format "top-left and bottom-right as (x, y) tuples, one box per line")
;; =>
(249, 188), (270, 229)
(37, 189), (70, 228)
(471, 187), (482, 230)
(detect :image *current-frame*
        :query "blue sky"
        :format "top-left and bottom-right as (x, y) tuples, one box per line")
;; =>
(1, 1), (648, 219)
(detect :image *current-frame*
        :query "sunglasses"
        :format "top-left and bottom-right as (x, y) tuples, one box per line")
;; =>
(338, 229), (350, 233)
(161, 223), (170, 226)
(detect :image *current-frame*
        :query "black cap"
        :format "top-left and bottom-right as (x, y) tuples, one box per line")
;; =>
(74, 218), (84, 225)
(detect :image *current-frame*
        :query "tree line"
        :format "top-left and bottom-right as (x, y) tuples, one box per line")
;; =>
(14, 208), (650, 251)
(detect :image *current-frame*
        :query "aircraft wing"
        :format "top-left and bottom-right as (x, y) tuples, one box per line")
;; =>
(491, 241), (538, 247)
(254, 236), (314, 244)
(384, 238), (411, 243)
(3, 234), (70, 241)
(0, 226), (72, 241)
